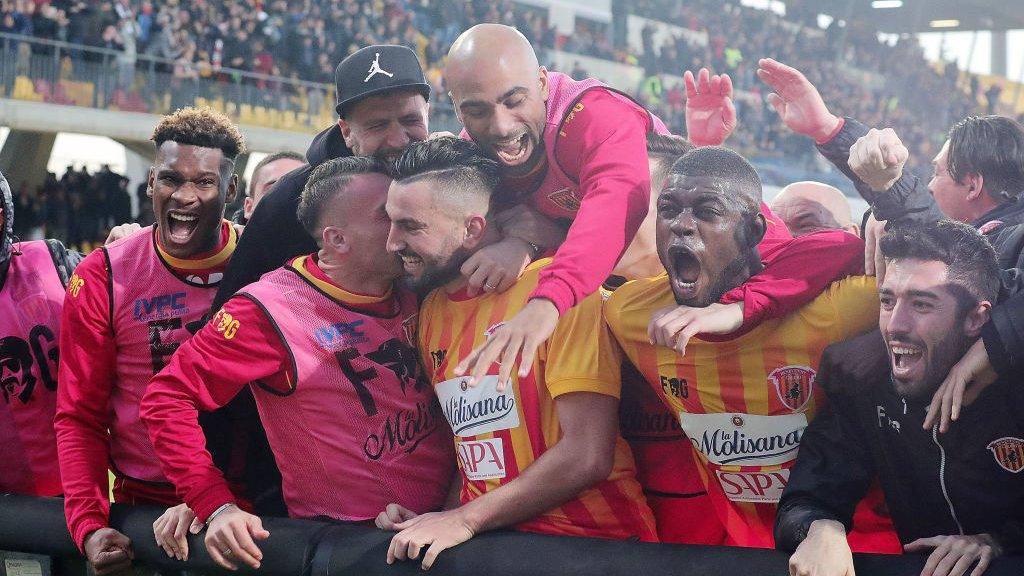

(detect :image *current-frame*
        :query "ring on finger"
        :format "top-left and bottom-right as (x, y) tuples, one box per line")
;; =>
(484, 282), (496, 291)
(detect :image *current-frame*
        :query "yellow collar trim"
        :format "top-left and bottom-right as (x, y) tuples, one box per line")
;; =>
(292, 255), (392, 304)
(157, 221), (237, 271)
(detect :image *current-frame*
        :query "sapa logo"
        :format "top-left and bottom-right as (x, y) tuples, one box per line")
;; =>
(457, 438), (506, 481)
(715, 469), (790, 503)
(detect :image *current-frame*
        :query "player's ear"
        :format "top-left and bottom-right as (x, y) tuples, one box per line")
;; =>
(539, 67), (549, 102)
(322, 225), (349, 254)
(746, 213), (767, 248)
(463, 214), (488, 249)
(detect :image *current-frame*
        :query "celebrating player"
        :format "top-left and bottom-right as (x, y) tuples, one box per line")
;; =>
(778, 221), (1023, 576)
(141, 156), (454, 570)
(0, 170), (80, 497)
(378, 137), (656, 569)
(604, 146), (897, 550)
(54, 108), (243, 574)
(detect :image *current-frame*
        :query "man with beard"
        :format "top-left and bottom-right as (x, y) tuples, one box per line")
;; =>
(778, 221), (1024, 576)
(604, 146), (896, 550)
(378, 137), (656, 570)
(758, 58), (1024, 430)
(212, 45), (436, 311)
(141, 156), (454, 571)
(55, 108), (243, 576)
(446, 25), (864, 392)
(0, 169), (80, 497)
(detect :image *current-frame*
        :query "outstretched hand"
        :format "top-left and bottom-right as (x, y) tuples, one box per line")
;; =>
(684, 68), (737, 146)
(756, 58), (842, 142)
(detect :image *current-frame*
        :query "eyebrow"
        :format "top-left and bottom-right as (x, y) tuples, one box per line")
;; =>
(879, 287), (940, 300)
(460, 86), (529, 108)
(392, 217), (425, 228)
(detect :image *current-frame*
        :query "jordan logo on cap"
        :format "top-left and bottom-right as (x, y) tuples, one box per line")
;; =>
(364, 52), (394, 83)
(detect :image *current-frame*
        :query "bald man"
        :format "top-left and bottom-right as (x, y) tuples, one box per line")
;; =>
(771, 181), (859, 237)
(445, 24), (677, 385)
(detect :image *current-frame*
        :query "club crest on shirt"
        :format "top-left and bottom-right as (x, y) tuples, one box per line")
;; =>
(988, 437), (1024, 473)
(769, 365), (815, 412)
(547, 188), (581, 212)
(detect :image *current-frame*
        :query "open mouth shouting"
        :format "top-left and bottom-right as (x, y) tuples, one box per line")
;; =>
(164, 209), (202, 247)
(889, 341), (924, 382)
(492, 131), (534, 167)
(665, 244), (704, 304)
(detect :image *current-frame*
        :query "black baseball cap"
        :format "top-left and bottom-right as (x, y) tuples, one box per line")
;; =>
(334, 45), (431, 117)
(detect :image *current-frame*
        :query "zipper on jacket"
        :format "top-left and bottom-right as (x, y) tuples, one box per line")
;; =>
(932, 425), (964, 535)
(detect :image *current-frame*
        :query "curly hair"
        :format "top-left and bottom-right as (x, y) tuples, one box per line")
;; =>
(151, 107), (245, 160)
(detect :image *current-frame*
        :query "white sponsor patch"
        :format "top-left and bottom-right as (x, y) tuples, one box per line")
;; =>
(679, 412), (808, 467)
(715, 468), (791, 503)
(457, 438), (507, 481)
(4, 559), (43, 576)
(436, 375), (520, 436)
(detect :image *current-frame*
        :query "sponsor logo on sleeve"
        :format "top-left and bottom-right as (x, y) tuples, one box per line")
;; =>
(769, 365), (815, 412)
(68, 273), (85, 298)
(211, 308), (240, 340)
(988, 437), (1024, 473)
(679, 411), (808, 467)
(715, 468), (790, 503)
(457, 437), (507, 481)
(436, 375), (519, 436)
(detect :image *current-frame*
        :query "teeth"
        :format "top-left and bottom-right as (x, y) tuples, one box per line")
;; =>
(892, 346), (920, 355)
(169, 213), (198, 222)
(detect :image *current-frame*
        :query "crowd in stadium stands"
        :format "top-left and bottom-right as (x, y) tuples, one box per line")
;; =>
(5, 5), (1024, 572)
(0, 0), (1007, 169)
(10, 164), (146, 250)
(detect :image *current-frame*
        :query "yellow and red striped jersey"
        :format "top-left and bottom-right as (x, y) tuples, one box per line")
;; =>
(419, 259), (657, 541)
(604, 274), (878, 548)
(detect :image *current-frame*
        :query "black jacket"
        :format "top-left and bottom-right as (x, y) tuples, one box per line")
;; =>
(775, 332), (1024, 555)
(817, 116), (1024, 376)
(200, 123), (351, 516)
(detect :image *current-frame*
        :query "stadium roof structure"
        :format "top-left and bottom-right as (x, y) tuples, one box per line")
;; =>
(811, 0), (1024, 32)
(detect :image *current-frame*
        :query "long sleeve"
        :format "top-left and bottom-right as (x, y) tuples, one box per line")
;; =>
(210, 168), (317, 313)
(815, 116), (945, 225)
(529, 90), (653, 315)
(717, 229), (865, 335)
(141, 296), (290, 522)
(53, 251), (119, 551)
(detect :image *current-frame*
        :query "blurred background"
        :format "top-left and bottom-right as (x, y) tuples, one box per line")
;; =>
(1, 0), (1022, 249)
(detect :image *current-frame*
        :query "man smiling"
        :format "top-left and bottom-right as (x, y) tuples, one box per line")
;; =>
(778, 221), (1024, 576)
(55, 108), (243, 575)
(604, 146), (894, 550)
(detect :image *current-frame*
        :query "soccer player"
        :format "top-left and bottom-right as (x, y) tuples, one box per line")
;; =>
(378, 137), (656, 570)
(0, 170), (80, 497)
(770, 181), (859, 238)
(778, 221), (1023, 576)
(240, 151), (305, 223)
(141, 156), (454, 571)
(604, 146), (895, 549)
(54, 108), (243, 575)
(446, 25), (862, 389)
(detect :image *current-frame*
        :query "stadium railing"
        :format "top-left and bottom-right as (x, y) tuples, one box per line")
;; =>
(1, 494), (1022, 576)
(0, 32), (461, 135)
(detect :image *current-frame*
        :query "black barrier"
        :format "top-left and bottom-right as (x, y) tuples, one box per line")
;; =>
(1, 495), (1022, 576)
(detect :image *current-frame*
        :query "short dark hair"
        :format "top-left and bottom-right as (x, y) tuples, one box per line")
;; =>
(947, 115), (1024, 203)
(879, 219), (1000, 310)
(249, 151), (305, 196)
(152, 107), (245, 160)
(298, 156), (387, 238)
(390, 137), (500, 213)
(666, 146), (762, 205)
(647, 133), (694, 188)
